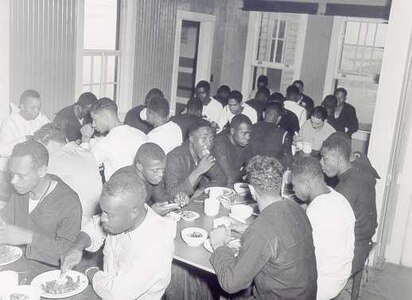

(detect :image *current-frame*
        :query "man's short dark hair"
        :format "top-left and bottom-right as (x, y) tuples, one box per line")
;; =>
(147, 96), (169, 119)
(291, 156), (323, 181)
(311, 106), (327, 121)
(268, 92), (285, 104)
(11, 139), (49, 167)
(77, 92), (98, 107)
(286, 85), (300, 98)
(230, 114), (252, 130)
(195, 80), (210, 92)
(322, 95), (338, 108)
(92, 98), (118, 115)
(246, 155), (283, 192)
(335, 87), (348, 97)
(20, 89), (40, 105)
(34, 123), (67, 145)
(134, 142), (165, 165)
(145, 88), (164, 105)
(186, 97), (203, 113)
(265, 102), (284, 116)
(188, 124), (214, 137)
(103, 167), (147, 205)
(292, 80), (304, 87)
(321, 135), (352, 161)
(217, 85), (230, 95)
(228, 90), (243, 103)
(257, 75), (268, 85)
(255, 87), (270, 99)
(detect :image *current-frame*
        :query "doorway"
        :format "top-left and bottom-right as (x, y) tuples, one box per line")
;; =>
(171, 11), (216, 115)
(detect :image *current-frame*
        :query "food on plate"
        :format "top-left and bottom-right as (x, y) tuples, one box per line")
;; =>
(9, 293), (30, 300)
(0, 245), (20, 265)
(190, 231), (204, 238)
(41, 275), (81, 294)
(180, 210), (199, 221)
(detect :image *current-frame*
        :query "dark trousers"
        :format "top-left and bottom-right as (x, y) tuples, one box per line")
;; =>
(352, 240), (373, 274)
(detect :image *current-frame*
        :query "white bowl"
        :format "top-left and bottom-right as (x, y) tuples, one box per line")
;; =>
(4, 285), (41, 300)
(181, 227), (208, 247)
(204, 187), (235, 199)
(230, 205), (253, 222)
(234, 183), (250, 196)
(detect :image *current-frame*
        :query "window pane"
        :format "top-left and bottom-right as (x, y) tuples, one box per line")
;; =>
(106, 56), (117, 83)
(375, 24), (387, 48)
(340, 45), (356, 73)
(344, 22), (360, 44)
(278, 20), (286, 39)
(84, 0), (118, 49)
(92, 56), (102, 84)
(82, 85), (92, 93)
(275, 40), (283, 63)
(82, 56), (91, 85)
(360, 48), (374, 76)
(270, 39), (276, 62)
(365, 23), (376, 46)
(267, 68), (282, 92)
(359, 23), (367, 46)
(272, 19), (278, 38)
(257, 38), (269, 61)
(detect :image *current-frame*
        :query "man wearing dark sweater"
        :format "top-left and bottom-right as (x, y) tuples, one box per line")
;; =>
(333, 88), (359, 137)
(53, 92), (97, 142)
(321, 137), (377, 274)
(212, 115), (252, 187)
(293, 80), (314, 119)
(0, 140), (82, 266)
(210, 156), (317, 299)
(165, 125), (227, 198)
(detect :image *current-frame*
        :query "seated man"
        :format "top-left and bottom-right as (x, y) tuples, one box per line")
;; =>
(33, 123), (102, 225)
(170, 97), (210, 141)
(61, 167), (176, 300)
(209, 156), (317, 299)
(284, 85), (306, 128)
(320, 136), (378, 274)
(0, 90), (50, 159)
(291, 156), (355, 300)
(165, 124), (227, 198)
(0, 140), (82, 266)
(246, 87), (270, 121)
(81, 98), (147, 180)
(293, 79), (314, 119)
(53, 92), (97, 142)
(268, 93), (300, 136)
(213, 115), (252, 186)
(218, 90), (257, 130)
(249, 103), (292, 167)
(146, 96), (183, 154)
(214, 85), (231, 107)
(195, 80), (223, 126)
(124, 88), (164, 134)
(297, 106), (336, 152)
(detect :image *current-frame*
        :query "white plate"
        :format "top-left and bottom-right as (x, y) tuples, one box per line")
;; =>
(180, 211), (200, 222)
(0, 245), (23, 266)
(31, 270), (88, 299)
(203, 239), (241, 257)
(165, 211), (181, 222)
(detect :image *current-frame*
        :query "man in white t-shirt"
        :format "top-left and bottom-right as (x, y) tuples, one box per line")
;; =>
(81, 98), (146, 180)
(146, 96), (183, 154)
(217, 90), (257, 130)
(0, 89), (50, 159)
(195, 81), (223, 127)
(284, 85), (306, 127)
(291, 156), (355, 300)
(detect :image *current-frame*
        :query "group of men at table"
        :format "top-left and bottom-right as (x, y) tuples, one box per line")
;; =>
(0, 78), (377, 300)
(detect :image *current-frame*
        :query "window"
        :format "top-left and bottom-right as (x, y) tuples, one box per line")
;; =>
(81, 0), (121, 100)
(243, 12), (306, 97)
(331, 18), (387, 130)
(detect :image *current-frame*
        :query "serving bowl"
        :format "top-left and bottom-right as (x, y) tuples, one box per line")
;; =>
(181, 227), (208, 247)
(230, 205), (253, 222)
(4, 285), (41, 300)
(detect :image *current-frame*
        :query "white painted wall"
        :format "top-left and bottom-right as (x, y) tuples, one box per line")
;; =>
(0, 0), (10, 124)
(367, 0), (412, 266)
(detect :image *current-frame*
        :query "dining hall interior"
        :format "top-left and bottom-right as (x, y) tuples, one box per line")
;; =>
(0, 0), (412, 299)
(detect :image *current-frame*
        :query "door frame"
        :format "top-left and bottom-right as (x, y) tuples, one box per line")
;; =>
(170, 10), (216, 115)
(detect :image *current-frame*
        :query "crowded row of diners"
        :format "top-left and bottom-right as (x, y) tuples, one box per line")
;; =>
(0, 77), (378, 300)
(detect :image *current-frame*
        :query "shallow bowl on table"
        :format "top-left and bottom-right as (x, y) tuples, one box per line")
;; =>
(230, 205), (253, 222)
(181, 227), (208, 247)
(3, 284), (41, 300)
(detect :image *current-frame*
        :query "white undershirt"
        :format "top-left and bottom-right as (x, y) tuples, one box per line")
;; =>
(28, 181), (57, 213)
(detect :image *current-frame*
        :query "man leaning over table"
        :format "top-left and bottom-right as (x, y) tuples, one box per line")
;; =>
(61, 167), (176, 300)
(209, 155), (318, 300)
(0, 140), (82, 266)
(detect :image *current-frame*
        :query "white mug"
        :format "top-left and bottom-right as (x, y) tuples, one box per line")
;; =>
(204, 197), (220, 216)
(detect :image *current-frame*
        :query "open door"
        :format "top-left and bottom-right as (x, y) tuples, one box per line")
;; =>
(171, 11), (215, 115)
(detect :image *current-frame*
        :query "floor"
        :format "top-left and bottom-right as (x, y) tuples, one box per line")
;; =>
(337, 263), (412, 300)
